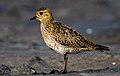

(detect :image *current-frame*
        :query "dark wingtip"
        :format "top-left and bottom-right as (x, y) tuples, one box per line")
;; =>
(96, 44), (110, 51)
(30, 16), (36, 20)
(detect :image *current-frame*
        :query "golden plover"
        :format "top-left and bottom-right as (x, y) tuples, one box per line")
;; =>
(30, 7), (110, 73)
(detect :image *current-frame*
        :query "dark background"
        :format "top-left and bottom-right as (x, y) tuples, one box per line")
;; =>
(0, 0), (120, 43)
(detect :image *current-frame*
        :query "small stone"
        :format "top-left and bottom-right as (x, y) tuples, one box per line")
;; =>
(13, 64), (36, 75)
(112, 62), (116, 65)
(0, 64), (11, 75)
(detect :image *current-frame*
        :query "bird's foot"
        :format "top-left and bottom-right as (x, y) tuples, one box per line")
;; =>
(49, 69), (67, 74)
(60, 70), (67, 74)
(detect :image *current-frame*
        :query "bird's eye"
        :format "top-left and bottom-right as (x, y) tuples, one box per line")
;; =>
(39, 12), (43, 15)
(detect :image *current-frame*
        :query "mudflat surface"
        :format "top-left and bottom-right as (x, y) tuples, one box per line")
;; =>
(0, 29), (120, 76)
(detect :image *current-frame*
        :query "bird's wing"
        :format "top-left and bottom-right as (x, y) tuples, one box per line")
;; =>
(47, 21), (97, 49)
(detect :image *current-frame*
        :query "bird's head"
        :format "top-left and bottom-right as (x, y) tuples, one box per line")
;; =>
(30, 7), (53, 23)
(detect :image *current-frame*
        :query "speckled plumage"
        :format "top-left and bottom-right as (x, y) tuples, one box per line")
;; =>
(41, 20), (98, 54)
(30, 7), (110, 73)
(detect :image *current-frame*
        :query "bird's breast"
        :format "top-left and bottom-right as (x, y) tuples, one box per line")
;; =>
(40, 24), (67, 54)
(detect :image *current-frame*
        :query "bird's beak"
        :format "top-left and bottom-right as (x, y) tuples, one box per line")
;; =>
(30, 16), (36, 20)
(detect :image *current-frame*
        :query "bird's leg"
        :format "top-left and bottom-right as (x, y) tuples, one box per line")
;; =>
(60, 54), (68, 74)
(49, 54), (68, 74)
(64, 54), (68, 73)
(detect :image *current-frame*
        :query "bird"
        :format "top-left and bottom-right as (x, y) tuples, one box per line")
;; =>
(30, 7), (110, 74)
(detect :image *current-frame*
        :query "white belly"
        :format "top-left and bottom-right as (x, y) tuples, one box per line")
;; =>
(45, 35), (67, 54)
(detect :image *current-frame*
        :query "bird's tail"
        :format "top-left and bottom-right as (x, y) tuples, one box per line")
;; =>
(95, 44), (110, 51)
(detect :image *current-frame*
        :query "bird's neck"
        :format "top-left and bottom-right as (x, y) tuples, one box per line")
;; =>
(41, 18), (54, 25)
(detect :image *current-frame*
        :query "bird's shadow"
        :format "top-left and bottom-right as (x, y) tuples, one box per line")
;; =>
(33, 67), (120, 75)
